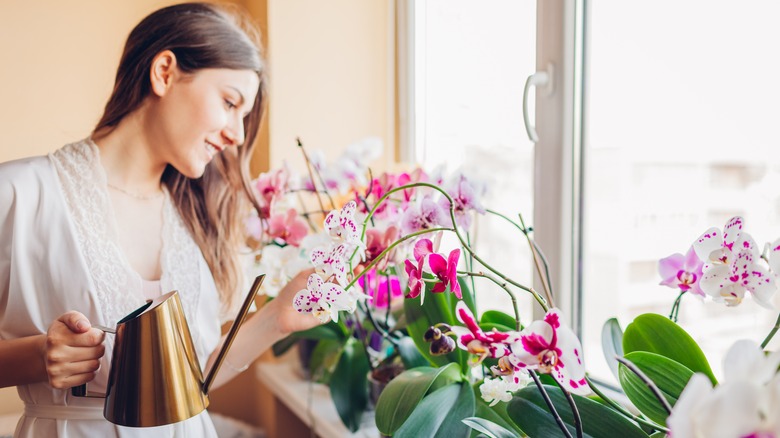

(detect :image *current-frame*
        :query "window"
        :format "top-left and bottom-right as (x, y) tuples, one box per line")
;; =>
(403, 0), (780, 386)
(581, 1), (780, 383)
(404, 0), (537, 323)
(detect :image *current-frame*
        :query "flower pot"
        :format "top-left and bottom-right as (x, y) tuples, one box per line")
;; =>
(367, 362), (405, 408)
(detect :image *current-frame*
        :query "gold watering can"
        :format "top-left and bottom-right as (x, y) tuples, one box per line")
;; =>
(71, 275), (265, 427)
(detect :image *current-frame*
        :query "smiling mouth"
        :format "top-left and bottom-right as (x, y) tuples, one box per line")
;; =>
(205, 142), (222, 158)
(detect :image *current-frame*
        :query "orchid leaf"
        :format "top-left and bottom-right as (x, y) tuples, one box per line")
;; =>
(622, 313), (716, 384)
(393, 382), (474, 438)
(618, 351), (694, 426)
(375, 363), (462, 435)
(329, 338), (370, 432)
(458, 276), (477, 317)
(271, 322), (346, 356)
(474, 387), (525, 437)
(307, 338), (342, 384)
(397, 335), (429, 369)
(507, 384), (650, 438)
(601, 318), (624, 381)
(462, 416), (518, 438)
(480, 309), (519, 331)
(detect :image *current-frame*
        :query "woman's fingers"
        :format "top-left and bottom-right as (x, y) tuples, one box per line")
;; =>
(57, 311), (92, 334)
(45, 311), (107, 389)
(49, 368), (101, 389)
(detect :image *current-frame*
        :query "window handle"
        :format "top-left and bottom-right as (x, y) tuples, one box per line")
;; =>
(522, 63), (554, 143)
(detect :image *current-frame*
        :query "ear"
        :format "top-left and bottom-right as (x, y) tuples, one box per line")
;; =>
(149, 50), (179, 97)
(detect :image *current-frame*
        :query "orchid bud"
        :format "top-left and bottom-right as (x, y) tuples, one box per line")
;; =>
(424, 326), (442, 342)
(430, 335), (456, 356)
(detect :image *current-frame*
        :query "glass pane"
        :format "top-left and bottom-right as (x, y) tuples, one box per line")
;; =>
(414, 0), (537, 322)
(583, 1), (780, 383)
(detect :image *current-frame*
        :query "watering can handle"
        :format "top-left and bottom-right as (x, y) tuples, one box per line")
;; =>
(202, 274), (265, 394)
(71, 325), (116, 398)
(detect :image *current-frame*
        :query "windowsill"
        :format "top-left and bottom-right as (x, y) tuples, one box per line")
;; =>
(255, 358), (379, 438)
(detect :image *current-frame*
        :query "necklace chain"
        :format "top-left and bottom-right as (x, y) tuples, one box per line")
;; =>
(107, 182), (164, 201)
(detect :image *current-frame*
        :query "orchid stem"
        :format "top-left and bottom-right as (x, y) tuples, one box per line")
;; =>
(458, 270), (523, 331)
(529, 371), (573, 438)
(585, 377), (668, 432)
(296, 137), (329, 219)
(668, 291), (684, 323)
(615, 356), (672, 415)
(518, 214), (555, 309)
(761, 312), (780, 349)
(556, 384), (583, 438)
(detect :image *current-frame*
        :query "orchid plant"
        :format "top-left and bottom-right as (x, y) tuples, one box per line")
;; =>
(248, 137), (780, 437)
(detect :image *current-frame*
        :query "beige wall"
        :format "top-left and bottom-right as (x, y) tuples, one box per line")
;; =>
(0, 0), (394, 423)
(266, 0), (394, 169)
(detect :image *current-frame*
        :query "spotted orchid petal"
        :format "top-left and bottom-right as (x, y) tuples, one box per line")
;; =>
(508, 308), (589, 395)
(311, 243), (350, 286)
(700, 249), (776, 308)
(292, 273), (348, 323)
(324, 200), (364, 248)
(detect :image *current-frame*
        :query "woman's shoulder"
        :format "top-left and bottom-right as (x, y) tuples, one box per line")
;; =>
(0, 139), (92, 186)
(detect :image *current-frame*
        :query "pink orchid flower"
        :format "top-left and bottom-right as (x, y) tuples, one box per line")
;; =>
(438, 172), (486, 229)
(293, 273), (350, 323)
(311, 243), (350, 287)
(253, 167), (290, 218)
(508, 308), (589, 396)
(324, 200), (363, 249)
(400, 196), (447, 235)
(358, 269), (402, 308)
(451, 301), (518, 362)
(404, 239), (433, 302)
(658, 245), (705, 297)
(364, 226), (399, 269)
(267, 208), (309, 247)
(429, 248), (462, 298)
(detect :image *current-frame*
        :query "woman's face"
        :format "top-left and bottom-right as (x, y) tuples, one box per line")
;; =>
(149, 66), (260, 178)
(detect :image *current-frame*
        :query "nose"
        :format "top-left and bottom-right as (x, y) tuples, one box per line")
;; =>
(223, 114), (246, 147)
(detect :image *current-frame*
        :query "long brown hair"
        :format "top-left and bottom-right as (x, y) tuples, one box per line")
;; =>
(94, 2), (266, 310)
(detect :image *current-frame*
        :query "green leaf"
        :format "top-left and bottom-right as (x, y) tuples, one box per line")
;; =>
(397, 335), (430, 369)
(601, 318), (624, 381)
(623, 313), (716, 384)
(462, 417), (518, 438)
(458, 276), (477, 318)
(649, 432), (666, 438)
(618, 351), (694, 425)
(271, 322), (347, 357)
(480, 310), (519, 331)
(375, 363), (463, 435)
(329, 338), (370, 432)
(404, 279), (468, 369)
(394, 382), (474, 438)
(508, 385), (650, 438)
(308, 338), (343, 384)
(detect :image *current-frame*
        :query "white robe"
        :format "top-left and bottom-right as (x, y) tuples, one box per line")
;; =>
(0, 139), (223, 437)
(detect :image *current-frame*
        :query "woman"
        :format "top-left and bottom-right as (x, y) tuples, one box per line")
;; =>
(0, 3), (317, 436)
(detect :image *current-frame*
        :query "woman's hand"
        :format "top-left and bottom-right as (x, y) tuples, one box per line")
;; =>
(271, 269), (326, 335)
(44, 311), (105, 389)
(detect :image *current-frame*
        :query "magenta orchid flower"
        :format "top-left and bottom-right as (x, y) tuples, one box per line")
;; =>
(324, 200), (364, 249)
(429, 248), (462, 298)
(293, 273), (350, 323)
(508, 308), (589, 395)
(358, 269), (402, 308)
(267, 208), (309, 247)
(659, 245), (705, 297)
(311, 243), (350, 287)
(450, 301), (518, 362)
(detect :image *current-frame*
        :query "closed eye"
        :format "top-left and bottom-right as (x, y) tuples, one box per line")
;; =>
(224, 99), (237, 110)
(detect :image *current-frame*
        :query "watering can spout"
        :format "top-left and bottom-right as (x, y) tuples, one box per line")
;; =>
(202, 274), (265, 394)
